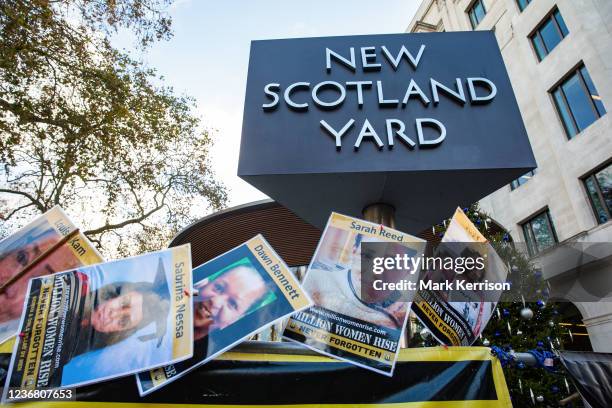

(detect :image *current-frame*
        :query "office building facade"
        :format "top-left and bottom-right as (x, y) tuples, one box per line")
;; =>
(408, 0), (611, 351)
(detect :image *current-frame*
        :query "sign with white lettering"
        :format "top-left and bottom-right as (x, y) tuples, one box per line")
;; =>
(239, 32), (536, 232)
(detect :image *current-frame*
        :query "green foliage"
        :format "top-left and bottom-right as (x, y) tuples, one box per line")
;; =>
(0, 0), (227, 256)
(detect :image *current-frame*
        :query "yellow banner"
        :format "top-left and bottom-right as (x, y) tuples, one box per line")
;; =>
(6, 347), (511, 408)
(171, 245), (193, 360)
(413, 300), (461, 346)
(65, 232), (103, 266)
(329, 212), (425, 245)
(285, 319), (392, 365)
(451, 207), (487, 243)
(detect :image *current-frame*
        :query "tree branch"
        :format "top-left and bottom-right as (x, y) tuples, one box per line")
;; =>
(0, 189), (46, 212)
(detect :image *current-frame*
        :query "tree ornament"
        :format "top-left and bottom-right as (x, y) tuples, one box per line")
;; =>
(517, 361), (525, 369)
(518, 378), (523, 394)
(536, 341), (544, 348)
(482, 338), (490, 346)
(502, 308), (510, 317)
(551, 385), (559, 394)
(564, 377), (570, 393)
(520, 307), (534, 320)
(516, 329), (523, 336)
(536, 395), (544, 403)
(548, 320), (555, 328)
(537, 299), (546, 308)
(529, 388), (535, 405)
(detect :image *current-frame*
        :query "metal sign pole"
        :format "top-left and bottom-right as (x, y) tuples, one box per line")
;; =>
(362, 203), (412, 347)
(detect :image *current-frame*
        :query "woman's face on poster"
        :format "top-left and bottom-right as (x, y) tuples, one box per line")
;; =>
(91, 291), (144, 333)
(0, 234), (59, 321)
(193, 266), (266, 338)
(0, 233), (57, 279)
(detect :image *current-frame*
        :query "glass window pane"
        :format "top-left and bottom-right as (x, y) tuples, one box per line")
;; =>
(469, 9), (478, 28)
(510, 170), (535, 189)
(539, 18), (562, 53)
(530, 212), (557, 252)
(523, 224), (537, 256)
(585, 176), (609, 224)
(562, 73), (598, 132)
(554, 10), (569, 37)
(595, 165), (612, 215)
(531, 33), (547, 60)
(580, 66), (606, 116)
(517, 0), (530, 12)
(553, 88), (577, 138)
(474, 1), (486, 23)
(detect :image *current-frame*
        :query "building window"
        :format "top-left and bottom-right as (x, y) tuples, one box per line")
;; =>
(583, 163), (612, 224)
(522, 210), (558, 256)
(551, 65), (606, 139)
(517, 0), (531, 12)
(468, 0), (486, 29)
(511, 169), (536, 190)
(529, 8), (569, 61)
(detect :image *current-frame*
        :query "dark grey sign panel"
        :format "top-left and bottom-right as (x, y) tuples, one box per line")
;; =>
(238, 32), (536, 232)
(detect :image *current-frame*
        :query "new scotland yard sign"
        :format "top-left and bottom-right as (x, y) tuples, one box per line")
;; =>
(238, 31), (536, 232)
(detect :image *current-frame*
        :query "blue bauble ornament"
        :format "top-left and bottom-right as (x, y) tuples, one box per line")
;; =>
(551, 386), (559, 393)
(502, 308), (510, 317)
(537, 341), (544, 348)
(517, 361), (525, 369)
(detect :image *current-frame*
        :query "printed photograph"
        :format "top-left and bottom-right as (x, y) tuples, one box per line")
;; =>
(3, 246), (192, 393)
(193, 257), (277, 341)
(305, 226), (415, 330)
(137, 236), (310, 396)
(0, 208), (101, 344)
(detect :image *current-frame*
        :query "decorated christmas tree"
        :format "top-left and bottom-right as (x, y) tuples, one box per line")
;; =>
(411, 204), (583, 407)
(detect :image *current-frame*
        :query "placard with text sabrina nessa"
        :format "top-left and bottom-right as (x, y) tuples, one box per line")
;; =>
(1, 245), (192, 400)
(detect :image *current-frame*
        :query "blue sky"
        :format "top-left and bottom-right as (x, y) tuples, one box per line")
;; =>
(115, 0), (422, 208)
